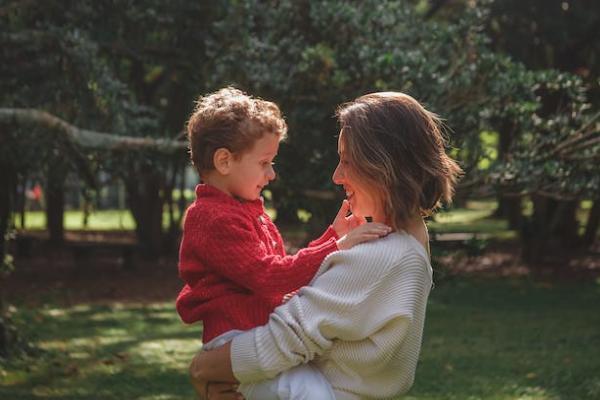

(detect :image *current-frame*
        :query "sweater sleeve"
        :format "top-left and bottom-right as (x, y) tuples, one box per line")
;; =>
(307, 226), (339, 247)
(230, 246), (431, 383)
(201, 213), (338, 298)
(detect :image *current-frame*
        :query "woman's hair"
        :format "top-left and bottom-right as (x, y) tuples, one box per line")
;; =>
(187, 87), (287, 174)
(336, 92), (463, 230)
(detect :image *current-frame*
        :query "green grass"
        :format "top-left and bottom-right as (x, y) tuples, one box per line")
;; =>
(13, 200), (508, 235)
(1, 303), (200, 399)
(11, 198), (595, 238)
(12, 210), (183, 231)
(428, 200), (516, 239)
(2, 279), (599, 399)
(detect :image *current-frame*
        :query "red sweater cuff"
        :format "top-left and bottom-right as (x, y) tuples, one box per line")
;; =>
(308, 226), (339, 247)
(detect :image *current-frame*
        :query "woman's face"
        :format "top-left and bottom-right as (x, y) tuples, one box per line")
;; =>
(332, 132), (384, 221)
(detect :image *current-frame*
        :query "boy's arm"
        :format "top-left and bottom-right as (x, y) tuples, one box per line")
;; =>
(199, 214), (337, 298)
(196, 214), (390, 299)
(307, 225), (338, 247)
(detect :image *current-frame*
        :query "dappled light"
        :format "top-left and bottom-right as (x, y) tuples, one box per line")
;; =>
(1, 0), (598, 399)
(2, 280), (599, 399)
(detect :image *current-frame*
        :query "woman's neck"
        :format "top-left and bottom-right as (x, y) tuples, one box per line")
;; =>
(403, 215), (430, 255)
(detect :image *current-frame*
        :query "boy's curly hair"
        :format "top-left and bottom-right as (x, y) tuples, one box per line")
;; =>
(187, 87), (287, 174)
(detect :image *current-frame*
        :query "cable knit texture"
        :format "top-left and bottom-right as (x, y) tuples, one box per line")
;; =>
(230, 232), (433, 400)
(176, 184), (339, 343)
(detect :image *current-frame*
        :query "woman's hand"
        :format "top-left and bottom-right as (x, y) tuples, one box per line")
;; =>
(336, 222), (392, 250)
(332, 199), (364, 237)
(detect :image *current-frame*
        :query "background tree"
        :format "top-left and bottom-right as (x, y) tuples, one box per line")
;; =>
(1, 0), (598, 268)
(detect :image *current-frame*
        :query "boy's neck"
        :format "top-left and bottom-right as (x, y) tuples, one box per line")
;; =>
(201, 172), (233, 198)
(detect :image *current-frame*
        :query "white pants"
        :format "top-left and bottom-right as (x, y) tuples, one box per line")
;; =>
(204, 330), (335, 400)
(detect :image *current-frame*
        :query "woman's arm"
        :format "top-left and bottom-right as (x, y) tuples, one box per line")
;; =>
(190, 243), (430, 387)
(188, 249), (380, 387)
(230, 246), (431, 384)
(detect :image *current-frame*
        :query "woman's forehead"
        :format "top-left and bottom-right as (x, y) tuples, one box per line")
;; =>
(337, 131), (346, 153)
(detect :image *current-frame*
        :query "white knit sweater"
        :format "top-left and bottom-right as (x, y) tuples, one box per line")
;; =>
(231, 232), (433, 400)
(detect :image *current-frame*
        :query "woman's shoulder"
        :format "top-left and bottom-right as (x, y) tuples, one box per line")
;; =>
(351, 231), (427, 261)
(320, 231), (428, 275)
(310, 231), (432, 289)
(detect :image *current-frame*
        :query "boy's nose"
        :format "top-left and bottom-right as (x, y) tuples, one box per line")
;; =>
(267, 165), (276, 181)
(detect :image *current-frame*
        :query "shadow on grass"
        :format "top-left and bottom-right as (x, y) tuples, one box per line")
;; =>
(2, 303), (201, 400)
(2, 279), (600, 400)
(409, 279), (600, 400)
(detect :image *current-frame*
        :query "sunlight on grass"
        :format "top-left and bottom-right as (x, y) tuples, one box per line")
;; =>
(428, 200), (514, 237)
(2, 280), (599, 399)
(14, 210), (137, 230)
(12, 198), (595, 241)
(132, 339), (199, 366)
(13, 209), (187, 231)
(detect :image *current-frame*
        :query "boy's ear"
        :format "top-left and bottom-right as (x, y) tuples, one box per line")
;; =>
(213, 148), (233, 174)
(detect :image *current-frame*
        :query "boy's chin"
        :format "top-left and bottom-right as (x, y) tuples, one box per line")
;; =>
(237, 193), (261, 202)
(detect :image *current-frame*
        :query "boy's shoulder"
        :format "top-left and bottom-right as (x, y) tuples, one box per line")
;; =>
(184, 197), (252, 230)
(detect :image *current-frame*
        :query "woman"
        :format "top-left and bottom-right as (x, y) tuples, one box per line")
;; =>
(190, 92), (462, 400)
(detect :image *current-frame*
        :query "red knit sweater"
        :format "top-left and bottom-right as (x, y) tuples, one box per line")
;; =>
(176, 184), (339, 343)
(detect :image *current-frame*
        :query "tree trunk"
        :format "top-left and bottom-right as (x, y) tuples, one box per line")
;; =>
(124, 170), (164, 258)
(45, 165), (66, 246)
(521, 195), (579, 264)
(495, 196), (523, 229)
(583, 199), (600, 247)
(15, 173), (26, 229)
(494, 119), (522, 229)
(0, 161), (16, 357)
(177, 164), (188, 228)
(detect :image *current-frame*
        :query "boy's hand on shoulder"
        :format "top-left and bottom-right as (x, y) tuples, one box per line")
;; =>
(332, 199), (364, 237)
(336, 222), (392, 250)
(282, 290), (299, 304)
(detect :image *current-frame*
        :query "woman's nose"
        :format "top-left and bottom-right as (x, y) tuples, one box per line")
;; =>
(332, 163), (344, 184)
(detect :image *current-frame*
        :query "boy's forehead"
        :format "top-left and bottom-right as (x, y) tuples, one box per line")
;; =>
(249, 133), (280, 155)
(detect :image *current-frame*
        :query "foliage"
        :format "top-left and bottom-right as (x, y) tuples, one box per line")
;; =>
(186, 0), (598, 216)
(1, 0), (598, 239)
(483, 67), (598, 198)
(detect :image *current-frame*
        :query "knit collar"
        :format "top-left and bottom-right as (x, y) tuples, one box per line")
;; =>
(195, 184), (265, 217)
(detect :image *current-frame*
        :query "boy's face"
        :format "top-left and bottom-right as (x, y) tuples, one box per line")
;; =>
(224, 133), (280, 201)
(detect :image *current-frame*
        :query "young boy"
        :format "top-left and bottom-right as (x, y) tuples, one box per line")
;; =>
(176, 87), (390, 399)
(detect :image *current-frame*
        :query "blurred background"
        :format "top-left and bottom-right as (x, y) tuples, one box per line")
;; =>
(1, 1), (599, 399)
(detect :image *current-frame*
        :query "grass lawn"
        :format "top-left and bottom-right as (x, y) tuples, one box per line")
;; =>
(428, 201), (515, 239)
(2, 278), (599, 399)
(14, 200), (512, 236)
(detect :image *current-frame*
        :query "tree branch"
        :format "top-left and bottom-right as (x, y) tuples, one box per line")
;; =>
(0, 108), (187, 153)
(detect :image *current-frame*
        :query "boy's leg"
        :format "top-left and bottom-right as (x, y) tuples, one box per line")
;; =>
(277, 363), (335, 400)
(240, 363), (335, 400)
